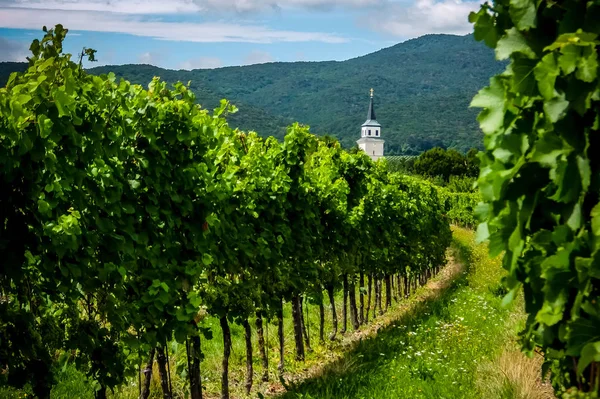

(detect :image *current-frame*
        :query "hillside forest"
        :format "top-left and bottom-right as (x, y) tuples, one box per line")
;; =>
(0, 33), (503, 155)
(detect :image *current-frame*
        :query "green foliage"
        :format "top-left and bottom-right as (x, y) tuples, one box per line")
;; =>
(438, 189), (481, 228)
(1, 34), (502, 154)
(413, 147), (479, 181)
(385, 149), (480, 229)
(0, 24), (231, 397)
(385, 155), (417, 174)
(446, 175), (477, 193)
(0, 26), (453, 398)
(471, 0), (600, 394)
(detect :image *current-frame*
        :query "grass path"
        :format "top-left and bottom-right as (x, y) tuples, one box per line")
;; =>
(278, 227), (554, 399)
(263, 239), (465, 397)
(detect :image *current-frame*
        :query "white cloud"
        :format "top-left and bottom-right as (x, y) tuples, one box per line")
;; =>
(244, 50), (274, 65)
(0, 8), (347, 43)
(365, 0), (482, 38)
(3, 0), (384, 14)
(180, 56), (223, 69)
(2, 0), (201, 14)
(0, 0), (481, 50)
(138, 51), (164, 64)
(200, 0), (384, 12)
(0, 37), (29, 61)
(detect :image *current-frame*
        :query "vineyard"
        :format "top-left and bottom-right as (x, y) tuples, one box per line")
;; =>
(0, 26), (452, 399)
(3, 0), (600, 397)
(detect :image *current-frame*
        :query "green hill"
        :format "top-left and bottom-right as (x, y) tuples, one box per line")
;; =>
(0, 62), (27, 83)
(0, 34), (502, 154)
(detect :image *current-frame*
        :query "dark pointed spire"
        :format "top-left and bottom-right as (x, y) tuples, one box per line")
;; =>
(367, 88), (376, 121)
(362, 88), (379, 127)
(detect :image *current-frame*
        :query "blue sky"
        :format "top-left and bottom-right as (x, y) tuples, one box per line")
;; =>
(0, 0), (483, 70)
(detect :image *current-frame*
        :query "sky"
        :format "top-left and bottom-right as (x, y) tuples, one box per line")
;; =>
(0, 0), (484, 70)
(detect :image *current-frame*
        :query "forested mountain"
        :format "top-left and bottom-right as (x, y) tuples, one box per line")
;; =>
(0, 34), (502, 154)
(0, 62), (27, 82)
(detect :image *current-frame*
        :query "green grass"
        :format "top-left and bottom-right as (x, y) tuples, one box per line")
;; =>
(279, 227), (522, 399)
(0, 365), (95, 399)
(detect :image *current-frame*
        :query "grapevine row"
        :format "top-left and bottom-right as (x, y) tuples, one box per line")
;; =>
(0, 26), (452, 398)
(471, 0), (600, 395)
(437, 188), (480, 229)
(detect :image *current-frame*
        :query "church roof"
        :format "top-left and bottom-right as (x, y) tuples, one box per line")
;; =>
(362, 89), (380, 127)
(362, 119), (381, 127)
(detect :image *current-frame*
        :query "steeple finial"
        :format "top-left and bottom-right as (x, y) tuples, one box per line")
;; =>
(370, 88), (374, 98)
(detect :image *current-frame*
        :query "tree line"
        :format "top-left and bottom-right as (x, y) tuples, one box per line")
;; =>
(387, 147), (479, 185)
(0, 26), (452, 399)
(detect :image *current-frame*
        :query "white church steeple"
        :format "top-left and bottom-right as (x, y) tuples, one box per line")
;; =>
(357, 88), (384, 161)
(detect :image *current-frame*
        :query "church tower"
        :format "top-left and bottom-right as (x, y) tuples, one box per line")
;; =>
(356, 88), (384, 161)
